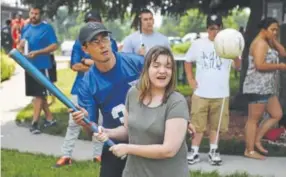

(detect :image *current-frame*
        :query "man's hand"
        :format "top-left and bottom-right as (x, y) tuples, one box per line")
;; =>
(138, 46), (146, 56)
(188, 122), (196, 135)
(27, 51), (40, 59)
(189, 79), (198, 89)
(82, 58), (94, 66)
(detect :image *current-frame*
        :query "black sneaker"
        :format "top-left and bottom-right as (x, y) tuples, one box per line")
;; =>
(43, 119), (57, 128)
(208, 149), (222, 166)
(187, 149), (200, 165)
(30, 122), (41, 134)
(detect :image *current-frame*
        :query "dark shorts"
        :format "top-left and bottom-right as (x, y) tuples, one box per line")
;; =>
(100, 145), (126, 177)
(49, 54), (57, 82)
(25, 68), (53, 97)
(245, 94), (272, 104)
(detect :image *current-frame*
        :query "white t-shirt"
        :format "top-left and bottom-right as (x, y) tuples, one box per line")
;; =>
(185, 37), (232, 98)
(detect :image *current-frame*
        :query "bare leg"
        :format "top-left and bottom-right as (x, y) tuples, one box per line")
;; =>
(209, 130), (218, 145)
(32, 96), (44, 123)
(192, 132), (204, 147)
(244, 103), (266, 160)
(42, 97), (53, 121)
(255, 96), (282, 154)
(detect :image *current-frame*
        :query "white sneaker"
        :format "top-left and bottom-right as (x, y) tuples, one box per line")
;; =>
(208, 149), (222, 166)
(187, 149), (200, 165)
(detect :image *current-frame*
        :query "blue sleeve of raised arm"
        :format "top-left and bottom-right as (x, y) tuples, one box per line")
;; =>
(77, 78), (99, 123)
(111, 38), (118, 52)
(70, 40), (84, 67)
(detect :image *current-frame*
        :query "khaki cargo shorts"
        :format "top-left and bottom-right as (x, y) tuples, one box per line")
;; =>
(190, 94), (229, 133)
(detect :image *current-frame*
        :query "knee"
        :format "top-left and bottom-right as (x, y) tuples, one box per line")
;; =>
(271, 112), (283, 121)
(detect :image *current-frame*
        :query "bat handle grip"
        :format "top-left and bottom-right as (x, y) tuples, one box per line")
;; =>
(81, 116), (115, 147)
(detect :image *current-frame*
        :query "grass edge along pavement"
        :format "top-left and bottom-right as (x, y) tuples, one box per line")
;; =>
(15, 69), (286, 156)
(1, 149), (260, 177)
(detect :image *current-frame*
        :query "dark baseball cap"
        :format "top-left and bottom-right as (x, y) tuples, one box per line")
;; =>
(84, 10), (102, 23)
(206, 14), (223, 28)
(78, 22), (111, 45)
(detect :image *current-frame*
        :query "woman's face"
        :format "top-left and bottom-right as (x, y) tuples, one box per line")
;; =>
(265, 22), (279, 40)
(148, 54), (172, 90)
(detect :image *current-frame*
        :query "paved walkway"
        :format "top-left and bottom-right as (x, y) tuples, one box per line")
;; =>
(1, 61), (285, 177)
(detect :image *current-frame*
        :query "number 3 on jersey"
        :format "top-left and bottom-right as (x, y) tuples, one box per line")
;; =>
(111, 104), (126, 124)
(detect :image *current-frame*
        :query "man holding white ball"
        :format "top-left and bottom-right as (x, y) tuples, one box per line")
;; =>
(184, 14), (241, 166)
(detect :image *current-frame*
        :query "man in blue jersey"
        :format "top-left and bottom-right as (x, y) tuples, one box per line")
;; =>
(18, 6), (58, 134)
(70, 22), (144, 177)
(54, 10), (118, 168)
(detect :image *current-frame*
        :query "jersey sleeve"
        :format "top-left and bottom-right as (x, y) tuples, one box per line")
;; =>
(111, 38), (118, 52)
(70, 40), (84, 67)
(77, 77), (99, 123)
(46, 24), (58, 45)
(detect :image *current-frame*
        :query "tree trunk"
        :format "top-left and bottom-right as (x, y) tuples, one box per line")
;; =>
(231, 0), (264, 112)
(279, 24), (286, 114)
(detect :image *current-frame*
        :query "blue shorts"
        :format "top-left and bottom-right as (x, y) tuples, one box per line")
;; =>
(245, 94), (272, 104)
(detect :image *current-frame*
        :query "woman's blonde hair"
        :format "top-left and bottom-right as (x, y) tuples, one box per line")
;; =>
(137, 46), (177, 104)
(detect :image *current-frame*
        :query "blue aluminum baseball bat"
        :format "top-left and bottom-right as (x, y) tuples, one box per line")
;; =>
(9, 49), (115, 146)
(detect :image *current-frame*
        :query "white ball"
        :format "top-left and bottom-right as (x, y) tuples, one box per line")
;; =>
(214, 28), (245, 59)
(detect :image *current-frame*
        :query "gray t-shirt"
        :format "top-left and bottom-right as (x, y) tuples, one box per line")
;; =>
(123, 86), (189, 177)
(122, 31), (170, 54)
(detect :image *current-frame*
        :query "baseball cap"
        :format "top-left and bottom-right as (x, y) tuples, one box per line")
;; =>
(84, 10), (102, 23)
(206, 14), (223, 28)
(78, 22), (111, 45)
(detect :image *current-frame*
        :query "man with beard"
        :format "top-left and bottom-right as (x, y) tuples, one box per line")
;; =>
(18, 6), (58, 134)
(122, 8), (169, 56)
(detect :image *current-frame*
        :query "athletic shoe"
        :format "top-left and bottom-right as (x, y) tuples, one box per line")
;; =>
(43, 119), (57, 128)
(53, 157), (72, 168)
(187, 149), (200, 165)
(93, 156), (102, 163)
(30, 122), (41, 134)
(208, 149), (222, 166)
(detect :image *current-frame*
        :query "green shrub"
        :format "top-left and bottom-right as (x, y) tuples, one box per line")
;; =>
(171, 42), (191, 54)
(1, 51), (16, 82)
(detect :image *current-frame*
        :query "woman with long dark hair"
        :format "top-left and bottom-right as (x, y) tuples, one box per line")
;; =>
(243, 17), (286, 160)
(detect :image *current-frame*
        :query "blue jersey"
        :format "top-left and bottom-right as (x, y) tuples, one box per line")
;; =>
(21, 22), (58, 69)
(70, 38), (118, 95)
(78, 52), (144, 139)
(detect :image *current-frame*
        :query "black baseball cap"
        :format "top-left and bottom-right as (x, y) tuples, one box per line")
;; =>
(78, 22), (111, 45)
(206, 14), (223, 28)
(84, 10), (102, 23)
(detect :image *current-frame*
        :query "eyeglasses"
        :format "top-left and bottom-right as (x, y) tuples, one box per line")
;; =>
(89, 36), (110, 46)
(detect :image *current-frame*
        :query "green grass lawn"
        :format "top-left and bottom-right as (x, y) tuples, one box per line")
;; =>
(1, 149), (258, 177)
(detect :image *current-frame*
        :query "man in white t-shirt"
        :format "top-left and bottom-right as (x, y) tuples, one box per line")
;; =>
(122, 8), (170, 55)
(184, 14), (240, 166)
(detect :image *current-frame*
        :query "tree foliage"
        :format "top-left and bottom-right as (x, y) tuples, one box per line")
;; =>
(21, 0), (250, 20)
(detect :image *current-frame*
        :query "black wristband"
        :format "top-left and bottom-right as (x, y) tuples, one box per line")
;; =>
(81, 59), (87, 65)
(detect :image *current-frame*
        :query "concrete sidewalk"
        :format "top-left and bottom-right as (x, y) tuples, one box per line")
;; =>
(1, 65), (285, 177)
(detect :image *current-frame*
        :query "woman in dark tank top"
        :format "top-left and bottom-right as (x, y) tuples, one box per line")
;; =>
(243, 17), (286, 160)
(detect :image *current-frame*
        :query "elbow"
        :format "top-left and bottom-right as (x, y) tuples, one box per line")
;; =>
(71, 65), (78, 72)
(51, 44), (58, 52)
(161, 147), (177, 158)
(255, 64), (264, 71)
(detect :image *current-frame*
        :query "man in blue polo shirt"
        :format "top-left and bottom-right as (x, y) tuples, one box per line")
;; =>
(18, 6), (58, 134)
(54, 10), (119, 168)
(70, 22), (143, 177)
